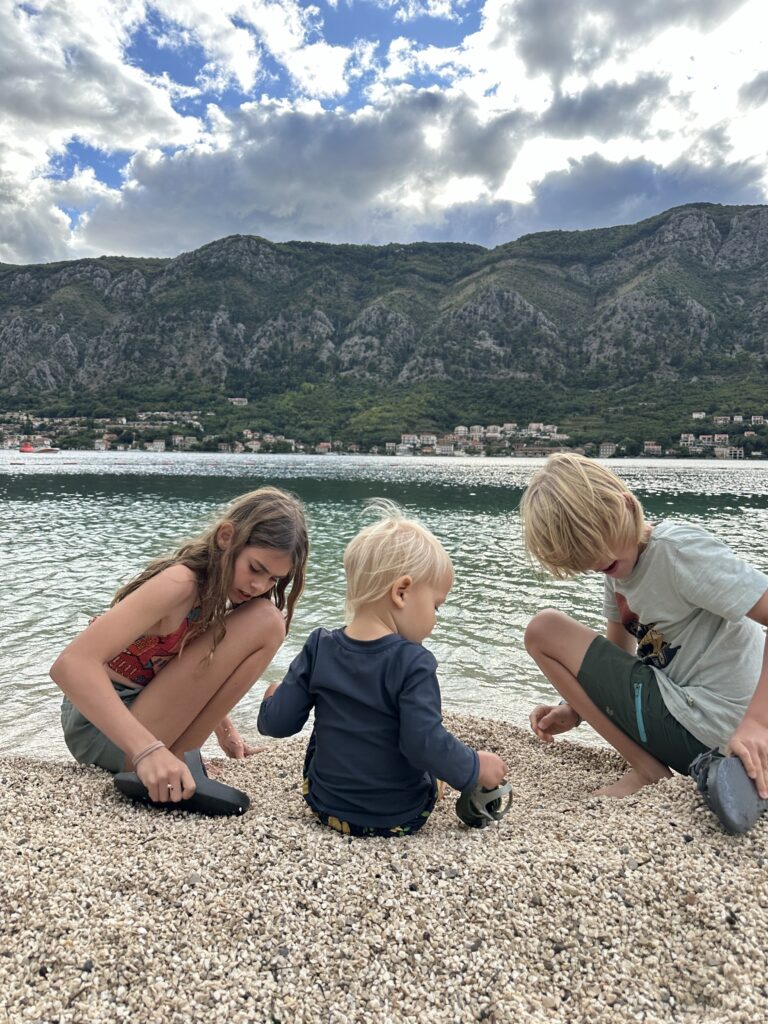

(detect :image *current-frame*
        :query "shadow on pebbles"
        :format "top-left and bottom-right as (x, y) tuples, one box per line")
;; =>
(1, 714), (766, 1024)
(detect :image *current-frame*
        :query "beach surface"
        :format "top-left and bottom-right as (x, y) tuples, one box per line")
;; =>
(1, 715), (765, 1024)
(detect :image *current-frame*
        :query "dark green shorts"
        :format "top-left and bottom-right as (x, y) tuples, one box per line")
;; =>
(577, 635), (709, 775)
(60, 683), (141, 774)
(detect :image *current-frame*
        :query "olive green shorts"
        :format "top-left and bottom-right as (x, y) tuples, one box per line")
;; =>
(577, 635), (709, 775)
(60, 683), (141, 774)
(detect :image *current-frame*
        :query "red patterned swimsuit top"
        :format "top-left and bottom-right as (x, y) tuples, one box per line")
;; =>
(107, 607), (201, 687)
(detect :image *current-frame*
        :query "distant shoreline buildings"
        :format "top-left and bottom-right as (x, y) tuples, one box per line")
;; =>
(1, 407), (765, 459)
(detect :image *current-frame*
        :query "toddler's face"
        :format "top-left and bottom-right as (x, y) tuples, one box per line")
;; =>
(397, 572), (452, 644)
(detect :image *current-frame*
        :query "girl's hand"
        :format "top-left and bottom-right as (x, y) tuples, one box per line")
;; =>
(215, 717), (265, 759)
(136, 747), (196, 803)
(530, 703), (580, 743)
(726, 719), (768, 800)
(477, 750), (508, 788)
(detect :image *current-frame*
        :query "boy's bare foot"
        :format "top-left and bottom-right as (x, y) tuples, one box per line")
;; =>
(592, 767), (670, 798)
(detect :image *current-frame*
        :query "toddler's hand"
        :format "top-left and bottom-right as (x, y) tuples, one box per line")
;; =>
(530, 703), (580, 743)
(477, 750), (507, 789)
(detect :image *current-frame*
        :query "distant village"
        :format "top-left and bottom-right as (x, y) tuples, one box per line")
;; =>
(1, 400), (766, 459)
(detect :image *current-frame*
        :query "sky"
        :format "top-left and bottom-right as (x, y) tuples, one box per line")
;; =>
(2, 0), (768, 265)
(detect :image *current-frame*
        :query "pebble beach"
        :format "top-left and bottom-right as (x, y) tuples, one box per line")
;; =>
(1, 715), (766, 1024)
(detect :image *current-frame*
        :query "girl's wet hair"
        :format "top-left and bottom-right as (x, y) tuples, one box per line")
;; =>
(520, 452), (646, 578)
(343, 498), (453, 620)
(113, 486), (308, 651)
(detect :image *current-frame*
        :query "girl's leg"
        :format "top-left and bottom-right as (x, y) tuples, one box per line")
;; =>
(127, 599), (285, 761)
(525, 608), (672, 796)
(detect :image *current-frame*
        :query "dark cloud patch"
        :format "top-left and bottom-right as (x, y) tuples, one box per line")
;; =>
(439, 105), (529, 187)
(496, 0), (749, 84)
(539, 75), (669, 140)
(739, 70), (768, 108)
(81, 108), (767, 259)
(80, 92), (532, 253)
(522, 152), (764, 234)
(406, 153), (767, 247)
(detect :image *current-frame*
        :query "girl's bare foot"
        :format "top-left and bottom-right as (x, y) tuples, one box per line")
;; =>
(592, 767), (671, 798)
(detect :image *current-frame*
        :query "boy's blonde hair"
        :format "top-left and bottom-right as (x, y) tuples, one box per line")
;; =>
(344, 499), (453, 619)
(520, 453), (646, 578)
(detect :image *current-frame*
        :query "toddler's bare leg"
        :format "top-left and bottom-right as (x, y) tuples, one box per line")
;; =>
(525, 609), (672, 796)
(127, 599), (285, 760)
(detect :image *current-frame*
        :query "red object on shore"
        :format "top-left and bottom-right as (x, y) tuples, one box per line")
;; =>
(19, 442), (59, 454)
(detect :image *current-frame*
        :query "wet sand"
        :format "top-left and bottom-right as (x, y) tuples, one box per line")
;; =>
(1, 715), (765, 1023)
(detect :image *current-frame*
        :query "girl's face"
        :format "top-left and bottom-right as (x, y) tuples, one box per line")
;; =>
(395, 572), (452, 644)
(230, 545), (294, 604)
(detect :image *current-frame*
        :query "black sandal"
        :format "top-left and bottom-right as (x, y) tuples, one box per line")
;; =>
(114, 749), (250, 817)
(689, 748), (768, 835)
(455, 781), (513, 829)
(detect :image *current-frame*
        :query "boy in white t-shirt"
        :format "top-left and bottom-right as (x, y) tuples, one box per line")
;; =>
(520, 453), (768, 804)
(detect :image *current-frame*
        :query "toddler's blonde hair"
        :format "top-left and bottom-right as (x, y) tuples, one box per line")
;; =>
(344, 499), (453, 619)
(520, 453), (646, 578)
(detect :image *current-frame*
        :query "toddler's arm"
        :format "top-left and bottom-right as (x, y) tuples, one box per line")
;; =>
(398, 651), (489, 792)
(257, 634), (316, 738)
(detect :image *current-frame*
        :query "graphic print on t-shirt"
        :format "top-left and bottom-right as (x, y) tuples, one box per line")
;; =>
(614, 592), (681, 669)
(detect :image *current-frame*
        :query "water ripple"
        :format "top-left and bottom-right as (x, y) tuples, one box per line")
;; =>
(2, 452), (767, 758)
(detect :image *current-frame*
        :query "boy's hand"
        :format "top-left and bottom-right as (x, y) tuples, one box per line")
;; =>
(530, 703), (581, 742)
(262, 681), (278, 700)
(477, 750), (507, 788)
(726, 719), (768, 800)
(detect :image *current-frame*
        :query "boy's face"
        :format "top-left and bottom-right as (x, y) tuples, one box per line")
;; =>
(396, 572), (452, 644)
(590, 537), (642, 581)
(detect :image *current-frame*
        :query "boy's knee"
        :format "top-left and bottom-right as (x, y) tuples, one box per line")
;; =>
(524, 608), (567, 654)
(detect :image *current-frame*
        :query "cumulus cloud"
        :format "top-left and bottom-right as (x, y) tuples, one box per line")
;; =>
(1, 0), (767, 264)
(739, 71), (768, 108)
(0, 0), (200, 263)
(77, 91), (522, 254)
(497, 0), (750, 85)
(538, 75), (669, 140)
(371, 1), (472, 23)
(152, 0), (352, 97)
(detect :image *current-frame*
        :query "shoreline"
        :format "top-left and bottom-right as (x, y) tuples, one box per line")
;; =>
(1, 714), (766, 1023)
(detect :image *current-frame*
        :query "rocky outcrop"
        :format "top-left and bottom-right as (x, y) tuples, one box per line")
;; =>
(1, 202), (767, 400)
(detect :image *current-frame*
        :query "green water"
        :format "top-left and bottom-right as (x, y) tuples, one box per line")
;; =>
(2, 451), (767, 759)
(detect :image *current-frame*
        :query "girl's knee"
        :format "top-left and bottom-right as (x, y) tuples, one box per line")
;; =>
(234, 598), (286, 651)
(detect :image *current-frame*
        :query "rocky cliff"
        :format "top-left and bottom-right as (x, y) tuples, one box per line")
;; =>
(2, 203), (767, 403)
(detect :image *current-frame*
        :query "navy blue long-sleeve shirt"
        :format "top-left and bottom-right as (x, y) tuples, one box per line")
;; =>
(257, 628), (479, 828)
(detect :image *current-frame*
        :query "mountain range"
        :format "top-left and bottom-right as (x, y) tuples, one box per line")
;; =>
(2, 202), (767, 437)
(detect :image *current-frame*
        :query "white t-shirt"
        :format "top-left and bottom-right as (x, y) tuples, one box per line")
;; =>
(603, 520), (768, 750)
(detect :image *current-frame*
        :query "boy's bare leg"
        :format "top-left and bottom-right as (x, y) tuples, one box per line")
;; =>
(525, 609), (672, 796)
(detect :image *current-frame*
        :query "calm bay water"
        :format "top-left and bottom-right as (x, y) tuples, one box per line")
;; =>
(2, 451), (767, 760)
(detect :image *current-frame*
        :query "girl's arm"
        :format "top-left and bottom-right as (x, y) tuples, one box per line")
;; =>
(727, 589), (768, 798)
(50, 565), (197, 765)
(214, 715), (264, 758)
